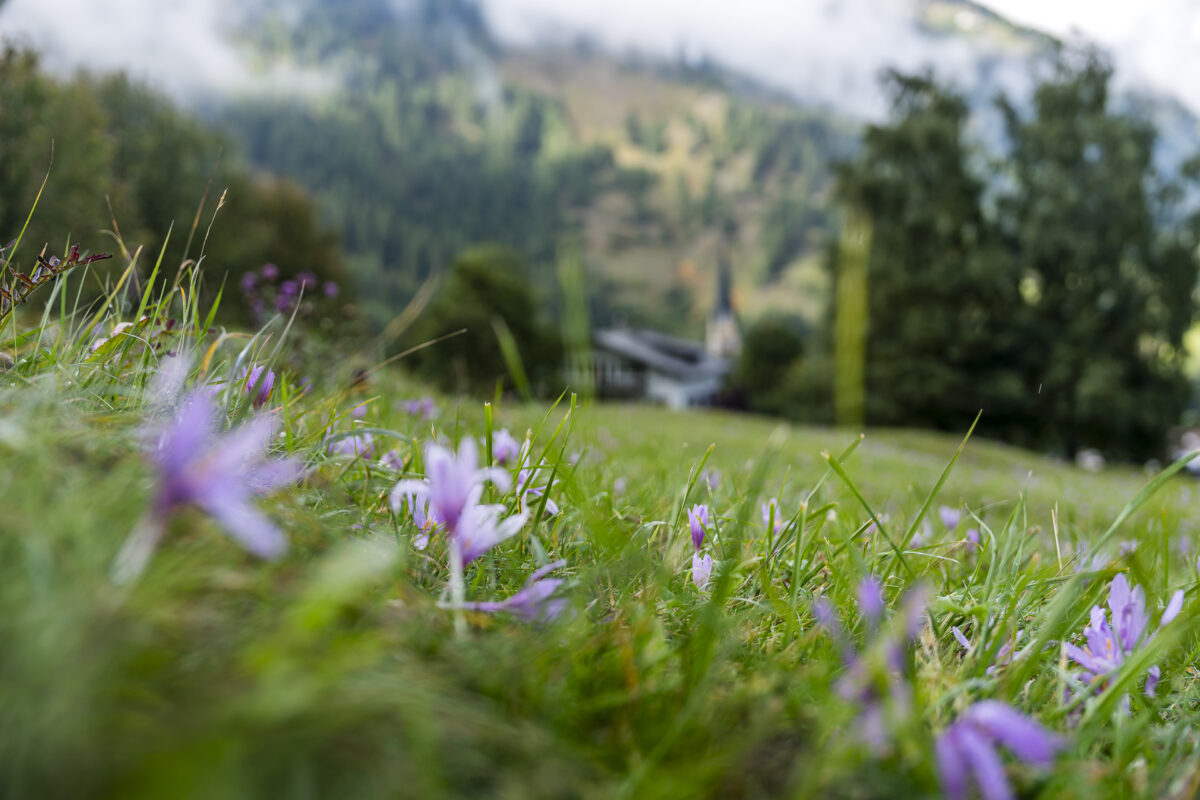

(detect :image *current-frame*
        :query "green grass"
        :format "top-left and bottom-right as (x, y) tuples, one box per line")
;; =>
(2, 263), (1200, 799)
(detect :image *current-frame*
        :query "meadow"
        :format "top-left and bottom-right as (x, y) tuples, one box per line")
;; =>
(3, 252), (1200, 800)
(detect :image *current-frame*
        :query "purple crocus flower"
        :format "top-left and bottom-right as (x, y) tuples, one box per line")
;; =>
(243, 364), (275, 409)
(701, 468), (721, 492)
(939, 505), (960, 531)
(112, 359), (303, 583)
(327, 432), (374, 459)
(379, 449), (404, 471)
(392, 439), (520, 566)
(1063, 573), (1183, 697)
(687, 504), (709, 551)
(813, 579), (926, 752)
(458, 560), (568, 622)
(239, 272), (258, 294)
(692, 551), (713, 591)
(279, 279), (298, 297)
(296, 271), (318, 290)
(323, 281), (339, 298)
(686, 504), (712, 590)
(492, 428), (521, 466)
(259, 263), (279, 281)
(965, 528), (981, 554)
(936, 701), (1065, 800)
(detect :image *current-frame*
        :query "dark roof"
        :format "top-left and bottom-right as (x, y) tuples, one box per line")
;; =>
(593, 328), (731, 381)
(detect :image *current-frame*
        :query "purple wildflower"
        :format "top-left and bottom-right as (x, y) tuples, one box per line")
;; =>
(687, 504), (709, 551)
(274, 293), (293, 313)
(297, 271), (318, 290)
(327, 432), (374, 459)
(492, 428), (521, 466)
(239, 272), (258, 293)
(613, 477), (627, 497)
(939, 505), (960, 531)
(279, 279), (298, 297)
(350, 401), (369, 419)
(458, 560), (569, 622)
(701, 468), (721, 491)
(936, 701), (1065, 800)
(392, 439), (520, 566)
(692, 552), (713, 591)
(112, 359), (303, 583)
(1064, 573), (1183, 697)
(243, 364), (275, 410)
(813, 580), (926, 752)
(379, 449), (404, 471)
(259, 263), (279, 281)
(323, 281), (339, 298)
(965, 528), (980, 553)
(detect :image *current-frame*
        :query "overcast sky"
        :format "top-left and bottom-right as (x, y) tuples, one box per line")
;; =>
(3, 0), (1200, 117)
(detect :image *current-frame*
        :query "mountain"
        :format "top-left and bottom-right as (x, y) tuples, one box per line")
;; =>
(6, 0), (1197, 334)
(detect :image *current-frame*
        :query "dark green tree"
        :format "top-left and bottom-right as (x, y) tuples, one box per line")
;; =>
(734, 314), (808, 416)
(835, 71), (1025, 435)
(403, 246), (561, 394)
(998, 51), (1193, 458)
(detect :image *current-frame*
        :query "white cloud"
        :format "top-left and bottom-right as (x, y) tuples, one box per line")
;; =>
(0, 0), (332, 99)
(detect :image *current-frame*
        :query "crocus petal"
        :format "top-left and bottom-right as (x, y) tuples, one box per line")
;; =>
(856, 575), (886, 625)
(242, 457), (305, 496)
(964, 701), (1065, 767)
(956, 725), (1013, 800)
(389, 480), (429, 515)
(1063, 643), (1104, 678)
(952, 626), (972, 650)
(1160, 590), (1184, 627)
(936, 727), (970, 800)
(111, 514), (167, 585)
(201, 496), (288, 559)
(692, 552), (712, 591)
(1146, 664), (1161, 697)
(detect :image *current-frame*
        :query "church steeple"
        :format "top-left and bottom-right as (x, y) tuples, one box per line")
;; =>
(706, 224), (741, 359)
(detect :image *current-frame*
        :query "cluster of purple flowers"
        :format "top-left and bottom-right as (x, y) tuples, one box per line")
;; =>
(813, 577), (926, 752)
(401, 396), (437, 420)
(239, 263), (339, 320)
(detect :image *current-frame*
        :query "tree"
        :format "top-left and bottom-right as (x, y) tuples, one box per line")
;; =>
(734, 314), (808, 416)
(834, 71), (1025, 435)
(998, 50), (1193, 458)
(403, 246), (561, 394)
